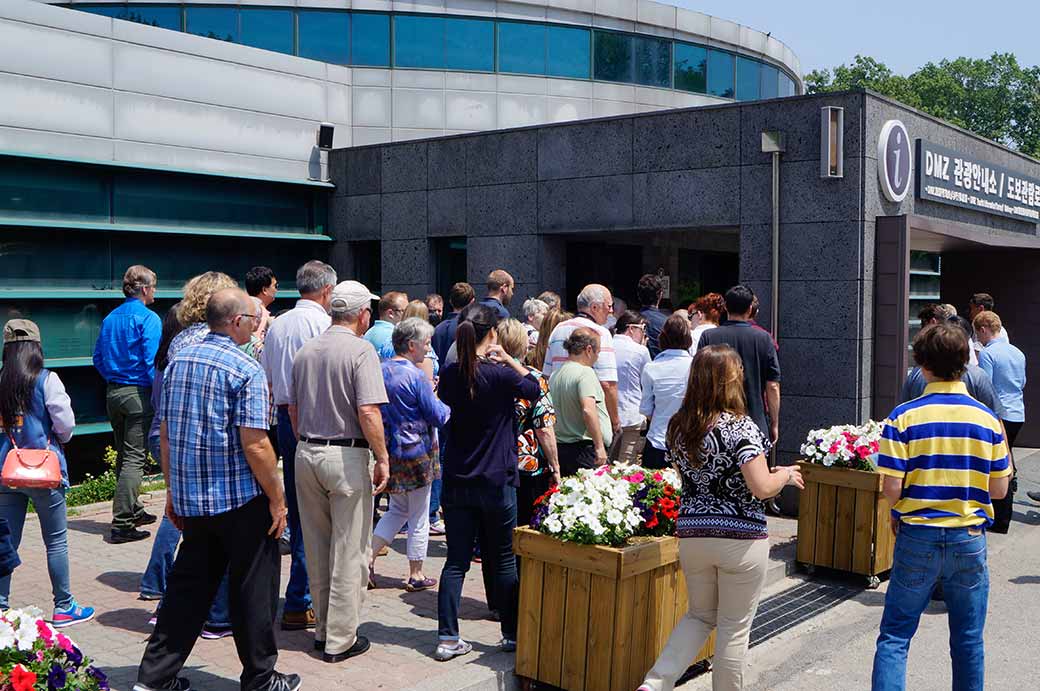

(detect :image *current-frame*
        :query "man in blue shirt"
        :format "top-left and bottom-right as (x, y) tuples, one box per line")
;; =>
(637, 273), (670, 358)
(364, 291), (407, 360)
(432, 282), (474, 363)
(136, 288), (300, 691)
(93, 265), (162, 544)
(479, 269), (514, 320)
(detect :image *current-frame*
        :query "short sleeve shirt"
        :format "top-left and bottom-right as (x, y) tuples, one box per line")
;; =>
(515, 369), (556, 474)
(698, 321), (780, 438)
(549, 360), (612, 447)
(542, 316), (618, 383)
(290, 326), (388, 439)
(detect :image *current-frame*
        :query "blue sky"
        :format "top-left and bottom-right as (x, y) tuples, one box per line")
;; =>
(674, 0), (1040, 76)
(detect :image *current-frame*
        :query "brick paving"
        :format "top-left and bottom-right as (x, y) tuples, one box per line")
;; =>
(9, 491), (512, 691)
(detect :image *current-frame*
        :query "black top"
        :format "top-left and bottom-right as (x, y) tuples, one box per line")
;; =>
(698, 321), (781, 439)
(439, 360), (541, 488)
(431, 312), (460, 364)
(639, 306), (669, 358)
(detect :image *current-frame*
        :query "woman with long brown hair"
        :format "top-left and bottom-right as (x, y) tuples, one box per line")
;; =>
(639, 345), (803, 691)
(528, 308), (572, 370)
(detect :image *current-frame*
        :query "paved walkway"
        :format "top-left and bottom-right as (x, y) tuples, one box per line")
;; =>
(9, 492), (513, 691)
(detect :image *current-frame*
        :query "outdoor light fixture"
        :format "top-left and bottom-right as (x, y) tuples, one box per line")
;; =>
(820, 106), (844, 178)
(317, 122), (335, 150)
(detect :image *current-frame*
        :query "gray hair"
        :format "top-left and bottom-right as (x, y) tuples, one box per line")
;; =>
(563, 326), (600, 355)
(296, 260), (337, 295)
(122, 264), (156, 298)
(392, 317), (434, 355)
(576, 284), (610, 310)
(522, 298), (549, 320)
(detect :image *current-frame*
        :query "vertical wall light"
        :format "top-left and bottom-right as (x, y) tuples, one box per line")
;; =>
(820, 106), (844, 178)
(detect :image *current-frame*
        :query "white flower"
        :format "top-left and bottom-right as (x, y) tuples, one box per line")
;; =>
(0, 620), (15, 650)
(14, 618), (37, 651)
(606, 509), (624, 525)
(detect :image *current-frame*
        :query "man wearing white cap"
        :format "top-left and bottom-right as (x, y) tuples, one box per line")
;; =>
(288, 280), (390, 663)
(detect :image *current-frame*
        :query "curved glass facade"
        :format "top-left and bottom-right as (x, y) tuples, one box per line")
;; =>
(75, 4), (799, 100)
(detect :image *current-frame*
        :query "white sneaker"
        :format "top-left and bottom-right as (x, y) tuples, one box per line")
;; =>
(434, 639), (473, 661)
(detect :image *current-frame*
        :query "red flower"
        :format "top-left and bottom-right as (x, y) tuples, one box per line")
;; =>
(11, 665), (36, 691)
(646, 515), (659, 529)
(659, 497), (675, 511)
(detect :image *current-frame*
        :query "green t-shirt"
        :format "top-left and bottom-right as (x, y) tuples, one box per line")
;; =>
(549, 360), (613, 447)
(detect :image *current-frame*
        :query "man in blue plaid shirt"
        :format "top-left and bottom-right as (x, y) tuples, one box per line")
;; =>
(135, 288), (300, 691)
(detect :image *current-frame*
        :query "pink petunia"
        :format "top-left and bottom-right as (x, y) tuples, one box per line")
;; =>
(56, 632), (74, 653)
(628, 472), (645, 483)
(36, 619), (53, 646)
(653, 473), (663, 482)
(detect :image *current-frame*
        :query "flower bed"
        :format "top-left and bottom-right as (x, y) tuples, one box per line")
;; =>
(0, 608), (108, 690)
(529, 464), (682, 546)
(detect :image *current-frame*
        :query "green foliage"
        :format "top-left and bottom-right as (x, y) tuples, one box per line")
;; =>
(806, 53), (1040, 157)
(62, 446), (162, 509)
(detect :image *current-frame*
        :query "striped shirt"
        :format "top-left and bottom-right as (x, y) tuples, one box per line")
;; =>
(541, 316), (617, 383)
(876, 380), (1011, 528)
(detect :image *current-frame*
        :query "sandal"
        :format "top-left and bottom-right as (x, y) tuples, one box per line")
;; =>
(405, 577), (437, 592)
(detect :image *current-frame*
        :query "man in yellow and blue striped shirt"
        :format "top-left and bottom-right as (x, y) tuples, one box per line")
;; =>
(872, 322), (1010, 691)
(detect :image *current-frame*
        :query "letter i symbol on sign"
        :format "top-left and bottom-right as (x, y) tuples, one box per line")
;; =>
(893, 132), (903, 189)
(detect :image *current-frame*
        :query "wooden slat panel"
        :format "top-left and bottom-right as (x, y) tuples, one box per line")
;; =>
(538, 563), (567, 686)
(610, 575), (636, 691)
(627, 571), (653, 691)
(799, 462), (884, 492)
(562, 570), (591, 691)
(813, 484), (837, 568)
(874, 493), (896, 573)
(832, 486), (857, 571)
(851, 488), (876, 575)
(514, 527), (618, 578)
(516, 558), (544, 679)
(585, 574), (617, 691)
(645, 566), (676, 672)
(618, 536), (681, 580)
(796, 478), (819, 564)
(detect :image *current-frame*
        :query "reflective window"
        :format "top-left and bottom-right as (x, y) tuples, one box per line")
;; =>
(548, 26), (590, 79)
(499, 22), (545, 75)
(298, 10), (350, 65)
(240, 9), (293, 55)
(707, 49), (734, 98)
(634, 35), (670, 88)
(83, 5), (182, 31)
(779, 73), (797, 97)
(593, 31), (633, 83)
(186, 7), (238, 43)
(351, 12), (390, 66)
(394, 15), (444, 68)
(674, 42), (707, 93)
(736, 56), (760, 101)
(760, 64), (779, 99)
(445, 18), (494, 71)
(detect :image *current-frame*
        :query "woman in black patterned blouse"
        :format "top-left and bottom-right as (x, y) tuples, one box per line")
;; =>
(639, 345), (804, 691)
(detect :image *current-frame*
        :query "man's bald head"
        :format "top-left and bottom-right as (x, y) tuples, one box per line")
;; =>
(207, 288), (252, 330)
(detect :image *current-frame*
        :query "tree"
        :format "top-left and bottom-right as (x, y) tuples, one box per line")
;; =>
(807, 53), (1040, 157)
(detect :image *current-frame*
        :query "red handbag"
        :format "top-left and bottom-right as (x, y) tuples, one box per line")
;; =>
(2, 434), (61, 490)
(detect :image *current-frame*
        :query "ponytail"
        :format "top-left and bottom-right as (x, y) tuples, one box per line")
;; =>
(456, 320), (479, 399)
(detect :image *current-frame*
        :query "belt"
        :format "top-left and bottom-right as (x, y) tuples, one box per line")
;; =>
(298, 436), (369, 448)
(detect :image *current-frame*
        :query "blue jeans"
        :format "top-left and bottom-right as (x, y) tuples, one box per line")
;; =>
(429, 477), (442, 522)
(437, 483), (517, 641)
(0, 486), (73, 610)
(276, 407), (311, 614)
(872, 523), (989, 691)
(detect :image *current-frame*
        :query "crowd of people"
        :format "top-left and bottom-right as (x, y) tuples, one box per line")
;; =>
(0, 257), (1026, 690)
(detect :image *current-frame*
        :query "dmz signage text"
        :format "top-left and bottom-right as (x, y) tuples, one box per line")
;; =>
(915, 139), (1040, 222)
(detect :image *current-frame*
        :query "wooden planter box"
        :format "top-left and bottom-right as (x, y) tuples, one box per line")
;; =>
(796, 462), (895, 582)
(513, 527), (714, 691)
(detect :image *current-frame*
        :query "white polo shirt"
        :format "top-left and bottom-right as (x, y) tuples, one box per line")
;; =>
(542, 316), (617, 384)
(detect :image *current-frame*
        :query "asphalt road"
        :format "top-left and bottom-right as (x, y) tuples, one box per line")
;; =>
(682, 448), (1040, 691)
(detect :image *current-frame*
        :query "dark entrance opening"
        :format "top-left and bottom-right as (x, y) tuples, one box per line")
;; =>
(349, 240), (382, 294)
(432, 237), (467, 300)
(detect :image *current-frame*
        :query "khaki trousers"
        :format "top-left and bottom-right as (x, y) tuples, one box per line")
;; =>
(608, 423), (646, 464)
(294, 442), (373, 656)
(642, 537), (769, 691)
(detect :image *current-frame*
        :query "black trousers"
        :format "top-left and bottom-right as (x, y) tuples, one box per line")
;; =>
(640, 444), (669, 469)
(991, 420), (1023, 534)
(137, 495), (280, 691)
(557, 441), (597, 477)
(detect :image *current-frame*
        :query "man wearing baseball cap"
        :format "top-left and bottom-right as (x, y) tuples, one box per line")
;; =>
(287, 281), (390, 663)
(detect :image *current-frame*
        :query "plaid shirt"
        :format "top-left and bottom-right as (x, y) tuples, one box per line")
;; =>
(158, 333), (270, 517)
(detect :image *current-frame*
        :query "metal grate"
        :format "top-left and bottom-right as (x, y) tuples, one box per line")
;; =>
(748, 580), (860, 648)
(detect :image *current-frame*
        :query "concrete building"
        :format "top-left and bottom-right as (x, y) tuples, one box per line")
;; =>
(328, 91), (1040, 468)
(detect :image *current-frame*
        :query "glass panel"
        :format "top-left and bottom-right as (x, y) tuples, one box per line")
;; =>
(186, 7), (239, 43)
(81, 5), (182, 31)
(298, 10), (350, 65)
(633, 35), (670, 88)
(445, 18), (494, 71)
(0, 230), (110, 290)
(394, 15), (444, 69)
(112, 171), (315, 234)
(548, 25), (590, 79)
(498, 22), (545, 75)
(0, 158), (109, 223)
(60, 367), (111, 424)
(707, 49), (734, 98)
(674, 42), (707, 93)
(0, 301), (109, 362)
(240, 8), (293, 55)
(779, 73), (796, 97)
(351, 13), (390, 66)
(593, 31), (633, 83)
(736, 56), (761, 101)
(760, 64), (779, 100)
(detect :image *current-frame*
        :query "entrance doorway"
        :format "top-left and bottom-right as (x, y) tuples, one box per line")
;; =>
(432, 237), (467, 299)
